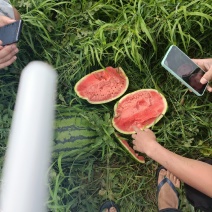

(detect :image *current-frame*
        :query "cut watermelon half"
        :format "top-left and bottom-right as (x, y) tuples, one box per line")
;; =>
(74, 67), (129, 104)
(112, 89), (168, 134)
(114, 132), (145, 163)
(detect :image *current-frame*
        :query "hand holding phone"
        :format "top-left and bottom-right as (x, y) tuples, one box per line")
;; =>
(161, 45), (208, 96)
(192, 58), (212, 92)
(0, 20), (22, 46)
(0, 18), (22, 68)
(0, 43), (19, 69)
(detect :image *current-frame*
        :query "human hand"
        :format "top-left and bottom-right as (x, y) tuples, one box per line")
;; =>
(0, 15), (16, 27)
(0, 16), (19, 69)
(131, 126), (159, 156)
(192, 58), (212, 92)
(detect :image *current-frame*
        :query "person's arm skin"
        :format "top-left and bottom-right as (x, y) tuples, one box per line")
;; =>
(192, 58), (212, 92)
(132, 126), (212, 198)
(0, 16), (19, 69)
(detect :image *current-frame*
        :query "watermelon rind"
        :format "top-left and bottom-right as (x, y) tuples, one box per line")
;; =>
(114, 132), (145, 163)
(74, 67), (129, 104)
(112, 89), (168, 134)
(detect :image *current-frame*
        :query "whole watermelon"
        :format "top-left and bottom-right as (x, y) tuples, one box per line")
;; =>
(52, 107), (103, 162)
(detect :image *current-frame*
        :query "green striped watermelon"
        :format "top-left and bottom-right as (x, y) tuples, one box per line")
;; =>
(52, 107), (102, 162)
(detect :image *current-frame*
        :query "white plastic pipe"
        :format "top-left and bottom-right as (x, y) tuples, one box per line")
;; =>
(0, 61), (57, 212)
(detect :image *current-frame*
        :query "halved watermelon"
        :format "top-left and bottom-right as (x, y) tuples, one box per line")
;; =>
(74, 67), (129, 104)
(112, 89), (168, 134)
(115, 132), (145, 163)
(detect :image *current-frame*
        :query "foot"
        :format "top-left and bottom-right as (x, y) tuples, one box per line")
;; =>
(102, 207), (117, 212)
(158, 169), (180, 210)
(100, 201), (119, 212)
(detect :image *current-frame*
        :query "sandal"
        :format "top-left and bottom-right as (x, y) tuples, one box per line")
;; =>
(99, 200), (120, 212)
(156, 166), (180, 208)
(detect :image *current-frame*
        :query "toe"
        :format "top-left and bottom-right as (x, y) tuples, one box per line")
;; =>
(166, 170), (171, 179)
(160, 169), (166, 176)
(166, 170), (180, 188)
(173, 176), (179, 186)
(175, 178), (180, 188)
(158, 169), (167, 184)
(109, 207), (117, 212)
(169, 171), (175, 182)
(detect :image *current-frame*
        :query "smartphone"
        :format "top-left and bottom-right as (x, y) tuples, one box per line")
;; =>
(161, 45), (208, 96)
(0, 20), (23, 46)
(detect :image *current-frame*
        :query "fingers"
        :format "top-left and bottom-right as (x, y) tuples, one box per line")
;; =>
(192, 59), (206, 71)
(132, 140), (137, 151)
(207, 86), (212, 92)
(132, 126), (150, 139)
(132, 139), (136, 145)
(200, 66), (212, 92)
(132, 133), (136, 139)
(132, 126), (149, 133)
(192, 58), (212, 92)
(133, 140), (138, 151)
(132, 125), (140, 133)
(200, 67), (212, 84)
(0, 15), (16, 27)
(132, 126), (141, 139)
(133, 145), (137, 151)
(0, 56), (17, 69)
(0, 44), (19, 69)
(0, 44), (18, 58)
(192, 59), (210, 84)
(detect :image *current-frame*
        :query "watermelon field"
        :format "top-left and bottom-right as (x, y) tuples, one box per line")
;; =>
(1, 0), (212, 211)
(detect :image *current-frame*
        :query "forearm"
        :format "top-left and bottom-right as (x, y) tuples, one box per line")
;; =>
(148, 142), (212, 197)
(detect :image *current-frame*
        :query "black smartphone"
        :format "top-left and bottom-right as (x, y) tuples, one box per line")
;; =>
(0, 20), (23, 46)
(161, 45), (208, 96)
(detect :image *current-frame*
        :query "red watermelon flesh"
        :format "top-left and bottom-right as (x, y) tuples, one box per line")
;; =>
(112, 89), (167, 134)
(74, 67), (129, 104)
(115, 132), (145, 163)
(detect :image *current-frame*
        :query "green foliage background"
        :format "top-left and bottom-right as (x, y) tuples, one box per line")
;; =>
(0, 0), (211, 211)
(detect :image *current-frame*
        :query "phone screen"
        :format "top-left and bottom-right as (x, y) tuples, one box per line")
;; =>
(163, 45), (207, 95)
